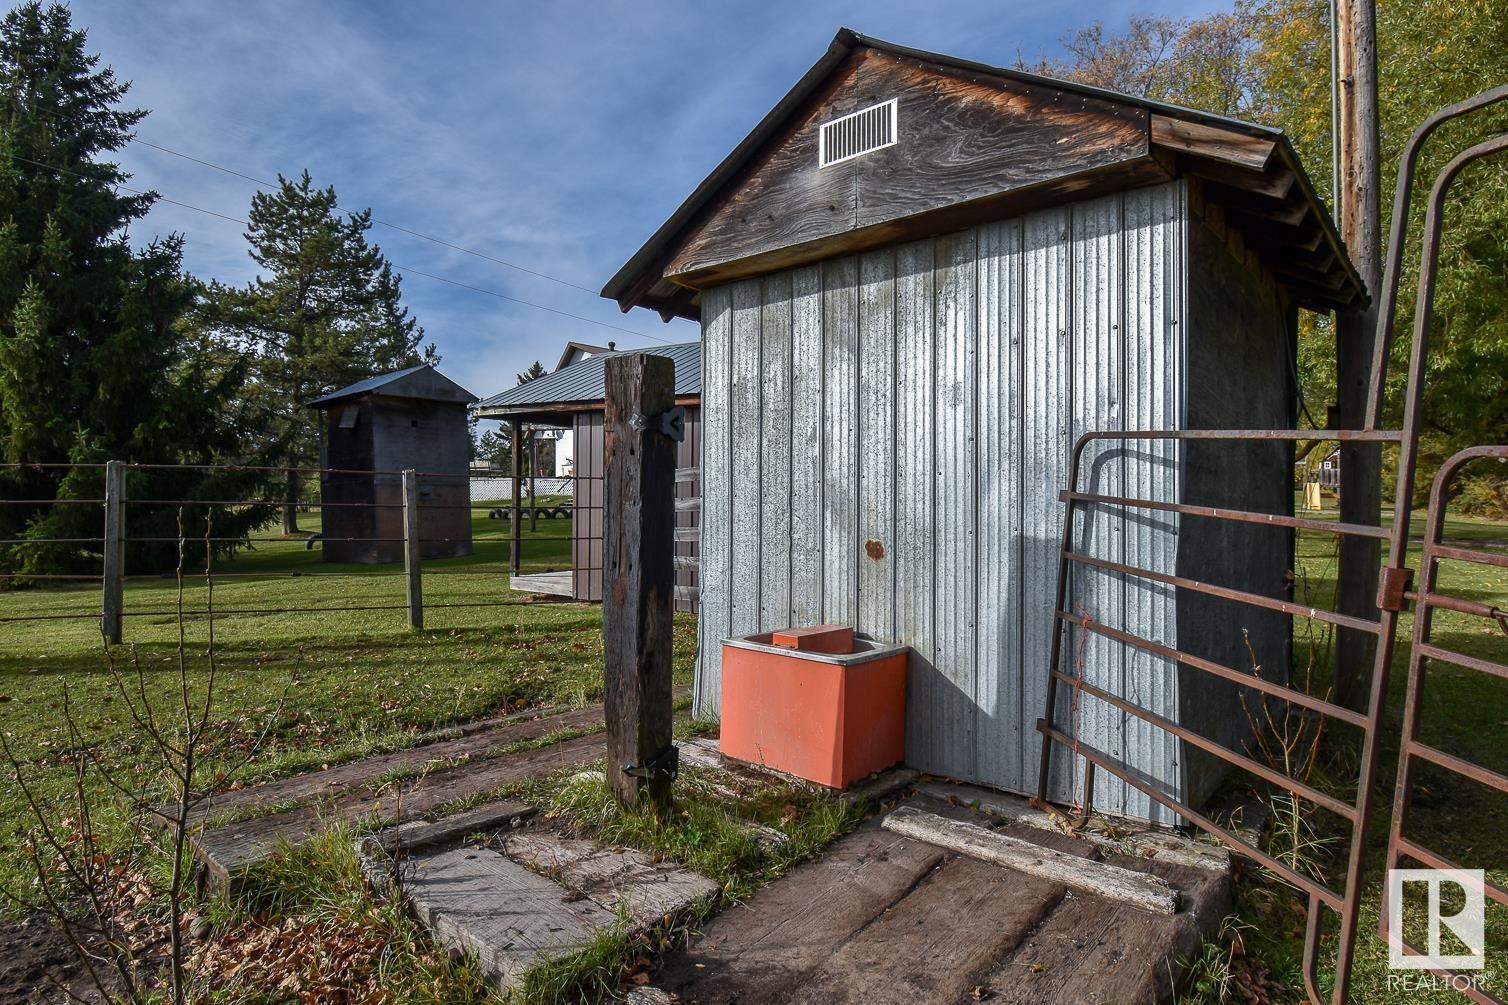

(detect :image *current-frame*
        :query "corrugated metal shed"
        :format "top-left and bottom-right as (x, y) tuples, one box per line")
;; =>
(696, 181), (1292, 821)
(475, 342), (701, 415)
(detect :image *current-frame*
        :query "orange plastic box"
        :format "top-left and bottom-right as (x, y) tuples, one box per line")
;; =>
(720, 631), (908, 789)
(770, 624), (853, 654)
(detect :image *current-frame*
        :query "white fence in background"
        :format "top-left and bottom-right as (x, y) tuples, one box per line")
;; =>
(469, 477), (572, 501)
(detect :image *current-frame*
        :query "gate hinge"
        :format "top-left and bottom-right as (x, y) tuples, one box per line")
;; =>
(1378, 567), (1414, 612)
(622, 744), (679, 782)
(629, 405), (686, 442)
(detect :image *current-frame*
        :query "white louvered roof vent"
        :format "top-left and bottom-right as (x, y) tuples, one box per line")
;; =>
(819, 98), (898, 168)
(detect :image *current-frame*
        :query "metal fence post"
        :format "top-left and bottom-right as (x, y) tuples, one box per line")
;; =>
(402, 469), (423, 629)
(101, 459), (125, 644)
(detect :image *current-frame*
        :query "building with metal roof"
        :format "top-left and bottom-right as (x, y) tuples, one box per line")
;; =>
(474, 342), (702, 611)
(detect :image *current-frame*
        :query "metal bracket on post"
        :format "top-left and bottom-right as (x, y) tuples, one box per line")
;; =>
(101, 459), (125, 644)
(630, 405), (686, 443)
(622, 744), (679, 783)
(401, 469), (423, 630)
(1377, 566), (1413, 612)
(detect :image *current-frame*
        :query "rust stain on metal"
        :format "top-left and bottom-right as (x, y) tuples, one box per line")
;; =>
(864, 539), (886, 561)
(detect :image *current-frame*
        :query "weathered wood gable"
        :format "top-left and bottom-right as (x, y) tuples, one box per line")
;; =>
(665, 48), (1161, 287)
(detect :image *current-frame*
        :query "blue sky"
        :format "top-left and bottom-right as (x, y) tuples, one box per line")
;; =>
(71, 0), (1224, 400)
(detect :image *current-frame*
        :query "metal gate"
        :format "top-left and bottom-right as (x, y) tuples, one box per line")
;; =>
(1036, 84), (1508, 1003)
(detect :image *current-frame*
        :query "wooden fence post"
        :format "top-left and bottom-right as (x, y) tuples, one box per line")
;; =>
(101, 459), (125, 644)
(402, 469), (423, 629)
(603, 354), (677, 812)
(528, 429), (539, 533)
(510, 418), (523, 576)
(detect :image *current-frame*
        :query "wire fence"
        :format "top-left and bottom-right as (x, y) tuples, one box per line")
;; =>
(0, 460), (646, 636)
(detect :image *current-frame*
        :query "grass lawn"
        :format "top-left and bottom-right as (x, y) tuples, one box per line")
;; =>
(2, 489), (1504, 1002)
(1205, 496), (1508, 1003)
(0, 501), (697, 904)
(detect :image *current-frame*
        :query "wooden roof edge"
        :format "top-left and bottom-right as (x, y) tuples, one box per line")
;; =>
(601, 27), (1301, 317)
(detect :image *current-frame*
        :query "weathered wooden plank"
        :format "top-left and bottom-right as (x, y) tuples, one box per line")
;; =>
(974, 218), (1025, 790)
(881, 806), (1178, 914)
(792, 855), (1064, 1004)
(653, 822), (947, 998)
(893, 238), (936, 772)
(821, 255), (858, 627)
(788, 266), (824, 626)
(1149, 114), (1274, 171)
(192, 732), (607, 890)
(665, 49), (1149, 284)
(372, 798), (536, 855)
(167, 704), (608, 828)
(695, 286), (733, 717)
(759, 271), (793, 630)
(603, 353), (678, 811)
(405, 847), (618, 990)
(856, 249), (895, 642)
(914, 781), (1230, 871)
(502, 830), (720, 924)
(981, 852), (1231, 1005)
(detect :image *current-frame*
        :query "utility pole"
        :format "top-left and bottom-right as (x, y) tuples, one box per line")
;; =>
(1333, 0), (1382, 710)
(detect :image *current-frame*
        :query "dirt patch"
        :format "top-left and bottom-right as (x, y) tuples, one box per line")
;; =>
(0, 913), (108, 1005)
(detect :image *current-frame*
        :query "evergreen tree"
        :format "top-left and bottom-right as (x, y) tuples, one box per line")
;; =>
(0, 2), (272, 575)
(204, 171), (436, 532)
(516, 360), (545, 384)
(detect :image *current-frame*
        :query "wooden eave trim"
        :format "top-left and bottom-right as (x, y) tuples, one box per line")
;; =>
(662, 154), (1172, 292)
(1150, 114), (1274, 171)
(475, 394), (702, 421)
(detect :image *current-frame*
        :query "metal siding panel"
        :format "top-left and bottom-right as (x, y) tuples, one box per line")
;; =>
(1020, 206), (1074, 804)
(696, 287), (733, 719)
(1068, 195), (1131, 815)
(857, 249), (896, 642)
(730, 279), (763, 638)
(974, 218), (1025, 789)
(932, 229), (979, 780)
(821, 257), (859, 626)
(760, 273), (794, 630)
(894, 238), (938, 771)
(1123, 182), (1186, 823)
(789, 266), (824, 626)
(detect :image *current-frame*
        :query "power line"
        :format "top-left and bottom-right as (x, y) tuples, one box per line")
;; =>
(130, 137), (601, 294)
(9, 151), (677, 345)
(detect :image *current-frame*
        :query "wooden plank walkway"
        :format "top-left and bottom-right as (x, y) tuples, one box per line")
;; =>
(653, 790), (1233, 1004)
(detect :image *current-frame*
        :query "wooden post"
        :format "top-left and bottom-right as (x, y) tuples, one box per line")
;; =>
(101, 459), (125, 644)
(509, 418), (523, 576)
(402, 469), (423, 629)
(602, 354), (677, 812)
(1333, 0), (1382, 709)
(528, 429), (539, 533)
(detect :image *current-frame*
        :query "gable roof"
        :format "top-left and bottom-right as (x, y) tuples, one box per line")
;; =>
(603, 28), (1363, 319)
(308, 364), (479, 408)
(474, 341), (701, 420)
(554, 340), (611, 372)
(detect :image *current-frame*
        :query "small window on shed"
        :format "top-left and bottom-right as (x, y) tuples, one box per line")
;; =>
(337, 407), (359, 430)
(819, 98), (898, 168)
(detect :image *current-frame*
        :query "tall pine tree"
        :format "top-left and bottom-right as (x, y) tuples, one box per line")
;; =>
(0, 2), (272, 575)
(205, 171), (435, 532)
